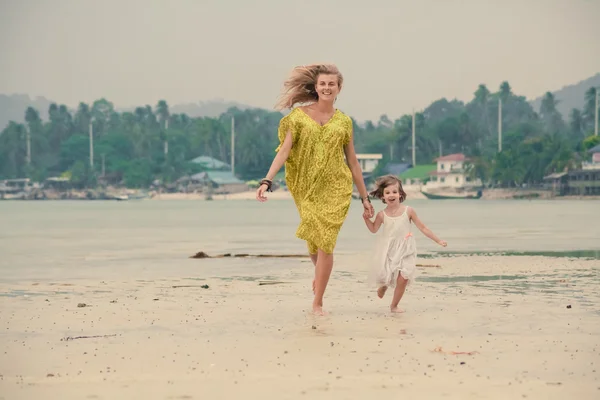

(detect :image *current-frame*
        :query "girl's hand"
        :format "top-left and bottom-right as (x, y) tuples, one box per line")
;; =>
(256, 184), (269, 202)
(438, 240), (447, 247)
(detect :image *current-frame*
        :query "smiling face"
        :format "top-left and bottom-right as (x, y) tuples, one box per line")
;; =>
(383, 182), (401, 205)
(315, 74), (340, 102)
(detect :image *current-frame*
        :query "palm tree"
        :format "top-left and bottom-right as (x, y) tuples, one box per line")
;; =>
(156, 100), (170, 155)
(474, 84), (492, 137)
(156, 100), (170, 127)
(539, 92), (565, 134)
(499, 81), (512, 101)
(583, 87), (597, 133)
(74, 103), (91, 135)
(0, 122), (27, 178)
(569, 108), (584, 138)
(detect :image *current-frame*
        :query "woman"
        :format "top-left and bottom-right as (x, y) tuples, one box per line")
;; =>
(256, 63), (374, 315)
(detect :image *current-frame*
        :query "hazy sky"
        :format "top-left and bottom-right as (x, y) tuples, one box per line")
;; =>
(1, 0), (599, 121)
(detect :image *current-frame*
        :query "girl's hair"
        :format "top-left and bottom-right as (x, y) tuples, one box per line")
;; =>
(275, 64), (344, 110)
(369, 175), (407, 203)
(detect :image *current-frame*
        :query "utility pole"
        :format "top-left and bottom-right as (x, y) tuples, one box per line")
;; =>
(231, 116), (235, 175)
(164, 118), (169, 155)
(101, 154), (106, 177)
(412, 109), (416, 167)
(26, 126), (31, 165)
(498, 97), (503, 152)
(89, 120), (94, 168)
(595, 88), (598, 136)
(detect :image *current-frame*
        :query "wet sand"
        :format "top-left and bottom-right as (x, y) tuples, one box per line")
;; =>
(1, 254), (599, 399)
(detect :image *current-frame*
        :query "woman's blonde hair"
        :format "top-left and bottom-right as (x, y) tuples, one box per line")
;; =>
(275, 64), (343, 110)
(369, 175), (407, 204)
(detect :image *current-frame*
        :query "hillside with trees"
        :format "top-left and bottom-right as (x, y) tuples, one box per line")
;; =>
(1, 81), (598, 189)
(529, 73), (600, 119)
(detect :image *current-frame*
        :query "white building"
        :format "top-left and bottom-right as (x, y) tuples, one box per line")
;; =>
(356, 154), (383, 173)
(582, 145), (600, 170)
(425, 153), (481, 189)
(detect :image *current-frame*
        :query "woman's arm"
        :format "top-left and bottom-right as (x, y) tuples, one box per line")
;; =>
(344, 133), (374, 217)
(256, 131), (292, 201)
(344, 138), (368, 198)
(265, 130), (292, 181)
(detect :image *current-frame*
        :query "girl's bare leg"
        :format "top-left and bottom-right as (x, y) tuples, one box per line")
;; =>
(390, 275), (408, 313)
(313, 249), (334, 315)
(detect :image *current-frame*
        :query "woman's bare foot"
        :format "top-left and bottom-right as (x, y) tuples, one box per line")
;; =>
(390, 306), (404, 313)
(377, 286), (388, 299)
(312, 305), (327, 316)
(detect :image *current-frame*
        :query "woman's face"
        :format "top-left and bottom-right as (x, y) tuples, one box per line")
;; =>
(315, 74), (340, 102)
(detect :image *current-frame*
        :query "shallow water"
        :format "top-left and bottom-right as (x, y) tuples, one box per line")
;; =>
(0, 199), (598, 282)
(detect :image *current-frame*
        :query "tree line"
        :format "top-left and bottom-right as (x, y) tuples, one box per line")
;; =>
(0, 83), (598, 188)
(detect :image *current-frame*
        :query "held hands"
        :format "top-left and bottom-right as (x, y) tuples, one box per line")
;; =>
(362, 198), (374, 219)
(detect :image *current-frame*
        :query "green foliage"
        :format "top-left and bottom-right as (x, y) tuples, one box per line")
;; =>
(582, 135), (600, 150)
(0, 84), (594, 187)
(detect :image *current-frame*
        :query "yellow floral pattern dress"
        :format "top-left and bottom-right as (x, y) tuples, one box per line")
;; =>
(275, 108), (354, 254)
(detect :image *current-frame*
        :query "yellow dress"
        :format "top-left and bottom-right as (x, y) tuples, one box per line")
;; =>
(275, 107), (354, 254)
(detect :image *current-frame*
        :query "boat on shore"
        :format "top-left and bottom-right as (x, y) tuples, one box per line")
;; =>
(420, 188), (482, 200)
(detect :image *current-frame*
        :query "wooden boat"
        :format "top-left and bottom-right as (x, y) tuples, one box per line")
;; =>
(420, 189), (482, 200)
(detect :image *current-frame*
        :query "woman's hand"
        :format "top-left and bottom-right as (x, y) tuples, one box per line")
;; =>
(256, 184), (269, 202)
(362, 198), (374, 218)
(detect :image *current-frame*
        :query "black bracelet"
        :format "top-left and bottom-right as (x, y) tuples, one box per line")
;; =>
(260, 178), (273, 192)
(359, 196), (371, 203)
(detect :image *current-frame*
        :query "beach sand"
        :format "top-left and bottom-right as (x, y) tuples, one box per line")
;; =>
(1, 254), (599, 399)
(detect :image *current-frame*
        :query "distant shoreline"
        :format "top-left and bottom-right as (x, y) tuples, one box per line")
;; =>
(1, 188), (599, 201)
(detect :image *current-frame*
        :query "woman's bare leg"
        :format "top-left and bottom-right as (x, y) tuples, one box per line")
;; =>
(390, 275), (408, 313)
(309, 252), (318, 293)
(313, 249), (334, 315)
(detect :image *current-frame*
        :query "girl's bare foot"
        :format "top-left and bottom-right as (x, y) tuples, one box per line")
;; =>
(390, 306), (404, 313)
(377, 286), (388, 299)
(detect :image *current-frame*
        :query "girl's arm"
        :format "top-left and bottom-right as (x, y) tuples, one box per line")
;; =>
(408, 207), (447, 246)
(364, 211), (384, 233)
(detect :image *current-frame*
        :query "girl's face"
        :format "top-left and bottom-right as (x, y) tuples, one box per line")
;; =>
(315, 74), (340, 102)
(383, 183), (401, 204)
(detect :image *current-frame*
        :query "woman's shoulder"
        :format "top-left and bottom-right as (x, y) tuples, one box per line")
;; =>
(336, 109), (352, 122)
(279, 108), (301, 125)
(334, 109), (353, 132)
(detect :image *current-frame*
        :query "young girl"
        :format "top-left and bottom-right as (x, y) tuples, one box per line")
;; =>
(363, 175), (447, 313)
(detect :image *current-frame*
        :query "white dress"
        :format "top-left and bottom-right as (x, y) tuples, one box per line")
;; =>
(369, 206), (418, 288)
